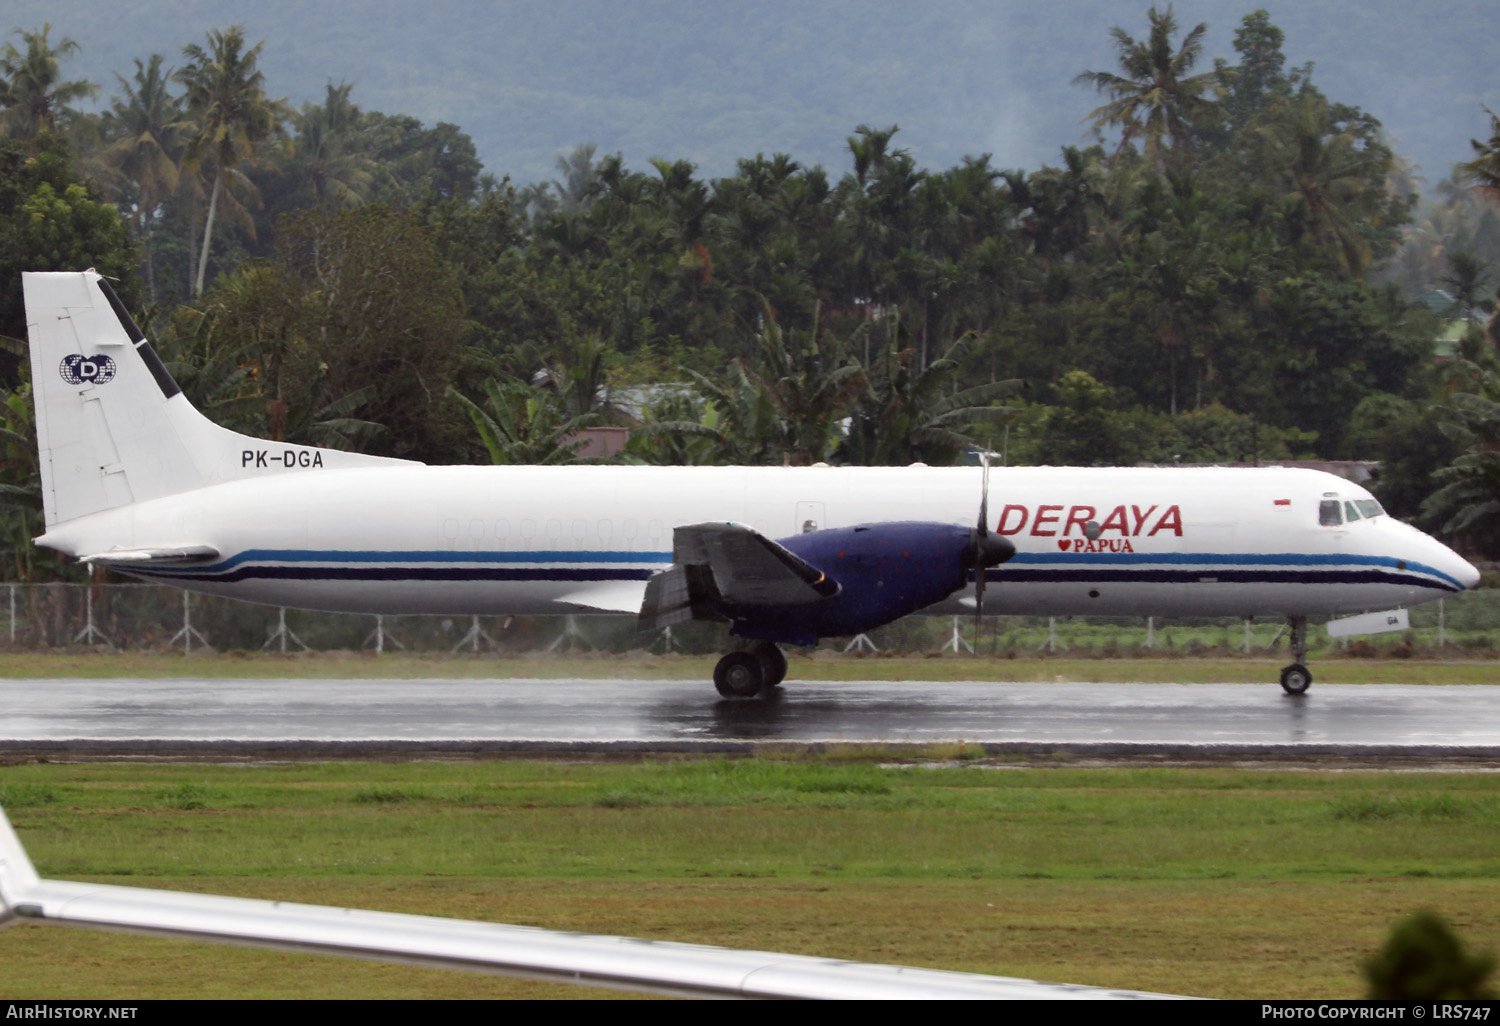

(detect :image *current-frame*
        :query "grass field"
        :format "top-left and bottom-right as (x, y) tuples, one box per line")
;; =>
(3, 758), (1500, 999)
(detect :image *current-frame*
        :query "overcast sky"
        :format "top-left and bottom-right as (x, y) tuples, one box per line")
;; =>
(10, 0), (1496, 190)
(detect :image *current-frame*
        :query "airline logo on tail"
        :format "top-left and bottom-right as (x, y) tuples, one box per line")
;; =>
(59, 353), (117, 385)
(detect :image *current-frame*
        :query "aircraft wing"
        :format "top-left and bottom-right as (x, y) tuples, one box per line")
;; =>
(78, 544), (220, 566)
(640, 522), (837, 631)
(0, 806), (1179, 1000)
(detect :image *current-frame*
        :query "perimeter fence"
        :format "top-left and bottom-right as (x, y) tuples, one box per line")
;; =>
(3, 581), (1500, 660)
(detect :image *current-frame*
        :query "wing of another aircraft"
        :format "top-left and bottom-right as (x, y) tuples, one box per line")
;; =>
(0, 806), (1180, 1000)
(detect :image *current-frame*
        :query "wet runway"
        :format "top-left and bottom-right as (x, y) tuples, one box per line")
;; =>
(4, 678), (1500, 757)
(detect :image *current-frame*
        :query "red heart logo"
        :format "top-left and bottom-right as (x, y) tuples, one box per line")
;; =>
(1057, 540), (1070, 551)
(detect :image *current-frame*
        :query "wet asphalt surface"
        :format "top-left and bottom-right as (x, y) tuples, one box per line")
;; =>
(4, 677), (1500, 760)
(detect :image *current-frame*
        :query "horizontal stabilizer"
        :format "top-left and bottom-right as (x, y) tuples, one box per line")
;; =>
(79, 544), (220, 566)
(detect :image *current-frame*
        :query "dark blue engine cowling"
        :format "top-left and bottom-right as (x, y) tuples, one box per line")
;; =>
(724, 521), (978, 647)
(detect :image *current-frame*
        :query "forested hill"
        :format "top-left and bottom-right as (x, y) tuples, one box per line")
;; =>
(12, 0), (1497, 191)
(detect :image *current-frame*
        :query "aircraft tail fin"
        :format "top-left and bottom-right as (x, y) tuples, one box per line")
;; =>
(23, 269), (416, 529)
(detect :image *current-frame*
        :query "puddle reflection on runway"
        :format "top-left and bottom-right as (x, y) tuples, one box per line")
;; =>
(6, 678), (1500, 750)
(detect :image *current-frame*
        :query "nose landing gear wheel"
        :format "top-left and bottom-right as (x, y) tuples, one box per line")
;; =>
(714, 651), (765, 697)
(1280, 663), (1312, 695)
(1278, 616), (1312, 694)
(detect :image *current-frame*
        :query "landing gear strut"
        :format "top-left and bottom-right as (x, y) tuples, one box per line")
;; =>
(712, 641), (787, 698)
(1279, 615), (1312, 695)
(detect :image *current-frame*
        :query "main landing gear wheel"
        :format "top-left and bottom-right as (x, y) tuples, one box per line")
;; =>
(750, 641), (788, 688)
(1280, 663), (1312, 695)
(714, 651), (764, 697)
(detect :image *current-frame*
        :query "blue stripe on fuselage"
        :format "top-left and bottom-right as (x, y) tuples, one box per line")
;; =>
(136, 548), (674, 575)
(1001, 550), (1463, 589)
(984, 567), (1462, 593)
(129, 565), (658, 584)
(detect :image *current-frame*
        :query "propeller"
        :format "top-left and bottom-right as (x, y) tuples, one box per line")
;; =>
(962, 453), (1015, 640)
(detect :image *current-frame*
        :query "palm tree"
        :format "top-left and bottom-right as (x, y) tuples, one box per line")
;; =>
(510, 333), (613, 420)
(1460, 108), (1500, 203)
(713, 302), (867, 466)
(839, 329), (1022, 466)
(553, 143), (600, 212)
(647, 157), (712, 282)
(1073, 5), (1220, 173)
(838, 125), (924, 335)
(448, 378), (601, 466)
(176, 26), (288, 296)
(146, 302), (264, 434)
(102, 55), (191, 301)
(622, 390), (722, 466)
(679, 360), (788, 466)
(293, 82), (376, 208)
(710, 153), (831, 325)
(1005, 146), (1103, 264)
(1442, 251), (1492, 328)
(1250, 92), (1393, 277)
(0, 24), (96, 140)
(1424, 388), (1500, 557)
(0, 380), (43, 580)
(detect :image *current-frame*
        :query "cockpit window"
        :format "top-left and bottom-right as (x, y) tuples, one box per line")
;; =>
(1355, 499), (1383, 519)
(1344, 501), (1362, 522)
(1319, 499), (1343, 526)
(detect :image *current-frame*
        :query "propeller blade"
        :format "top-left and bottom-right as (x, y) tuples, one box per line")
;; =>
(975, 453), (987, 637)
(977, 452), (990, 541)
(967, 452), (1013, 645)
(974, 571), (985, 651)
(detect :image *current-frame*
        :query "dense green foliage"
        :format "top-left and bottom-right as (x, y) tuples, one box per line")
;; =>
(2, 8), (1500, 580)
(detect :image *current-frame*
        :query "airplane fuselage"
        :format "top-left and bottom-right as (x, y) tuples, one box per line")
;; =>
(23, 270), (1484, 696)
(37, 463), (1475, 621)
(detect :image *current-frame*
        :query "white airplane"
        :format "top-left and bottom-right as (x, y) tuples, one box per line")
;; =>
(23, 270), (1481, 697)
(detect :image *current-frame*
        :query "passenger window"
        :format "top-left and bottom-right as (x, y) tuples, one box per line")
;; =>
(1344, 501), (1361, 522)
(1319, 500), (1343, 526)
